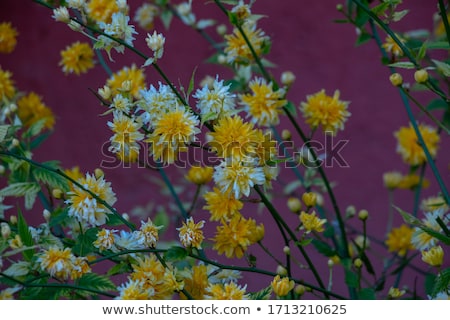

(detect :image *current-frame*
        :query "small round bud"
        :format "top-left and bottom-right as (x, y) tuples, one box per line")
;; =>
(336, 4), (343, 11)
(283, 246), (291, 255)
(358, 209), (369, 221)
(346, 205), (356, 218)
(281, 129), (292, 141)
(11, 138), (20, 147)
(389, 73), (403, 86)
(276, 265), (288, 276)
(0, 165), (5, 175)
(52, 188), (63, 199)
(43, 209), (51, 222)
(302, 192), (317, 208)
(315, 193), (324, 206)
(122, 213), (130, 221)
(414, 69), (429, 84)
(1, 222), (11, 239)
(216, 24), (227, 36)
(328, 259), (335, 268)
(281, 71), (296, 86)
(354, 235), (370, 250)
(294, 284), (306, 296)
(287, 197), (302, 213)
(9, 103), (17, 112)
(9, 215), (17, 225)
(217, 54), (227, 64)
(94, 168), (104, 179)
(354, 258), (363, 268)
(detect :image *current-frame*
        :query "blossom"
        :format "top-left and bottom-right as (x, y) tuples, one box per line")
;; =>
(146, 107), (200, 164)
(212, 214), (263, 258)
(138, 82), (178, 125)
(0, 22), (18, 54)
(203, 187), (243, 221)
(37, 247), (74, 279)
(421, 195), (448, 212)
(177, 217), (205, 249)
(66, 173), (117, 227)
(207, 116), (260, 160)
(138, 218), (162, 248)
(108, 111), (144, 163)
(134, 3), (159, 30)
(224, 22), (268, 64)
(117, 279), (148, 300)
(0, 286), (21, 300)
(97, 12), (137, 56)
(394, 123), (440, 166)
(93, 228), (117, 251)
(70, 256), (91, 280)
(0, 68), (15, 100)
(388, 287), (405, 299)
(213, 160), (265, 199)
(240, 77), (286, 126)
(382, 34), (405, 57)
(206, 282), (248, 300)
(59, 42), (95, 75)
(87, 0), (121, 24)
(145, 31), (165, 62)
(271, 275), (295, 297)
(17, 92), (55, 130)
(52, 7), (70, 23)
(421, 246), (444, 267)
(299, 211), (326, 233)
(385, 224), (414, 256)
(185, 166), (214, 185)
(67, 0), (86, 11)
(114, 230), (146, 251)
(383, 171), (403, 189)
(411, 208), (449, 251)
(300, 89), (350, 134)
(193, 76), (236, 121)
(178, 264), (210, 300)
(106, 64), (146, 99)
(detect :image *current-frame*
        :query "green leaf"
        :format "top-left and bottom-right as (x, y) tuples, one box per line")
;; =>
(72, 228), (98, 256)
(345, 270), (359, 288)
(187, 66), (198, 98)
(358, 288), (376, 300)
(416, 41), (427, 61)
(283, 101), (297, 117)
(23, 119), (47, 138)
(297, 238), (313, 246)
(153, 209), (169, 234)
(0, 182), (40, 197)
(432, 59), (450, 77)
(30, 131), (52, 150)
(427, 41), (450, 50)
(0, 124), (10, 142)
(311, 239), (337, 257)
(371, 2), (389, 15)
(355, 4), (370, 27)
(387, 61), (416, 69)
(394, 205), (421, 225)
(392, 10), (409, 22)
(3, 260), (30, 277)
(247, 286), (272, 300)
(427, 98), (449, 111)
(17, 208), (35, 261)
(424, 273), (437, 296)
(32, 166), (70, 192)
(160, 9), (173, 30)
(107, 261), (132, 276)
(49, 207), (69, 228)
(77, 273), (117, 293)
(432, 268), (450, 297)
(356, 32), (372, 46)
(163, 246), (188, 262)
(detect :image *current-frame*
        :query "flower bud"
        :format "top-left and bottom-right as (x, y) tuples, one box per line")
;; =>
(0, 165), (5, 175)
(358, 209), (369, 221)
(354, 258), (363, 268)
(122, 213), (130, 221)
(52, 7), (70, 23)
(414, 69), (428, 83)
(281, 129), (291, 141)
(9, 103), (17, 112)
(94, 168), (104, 179)
(346, 205), (356, 218)
(217, 54), (227, 64)
(283, 246), (291, 255)
(302, 192), (317, 208)
(287, 197), (302, 213)
(43, 209), (51, 222)
(52, 188), (63, 199)
(389, 73), (403, 86)
(11, 138), (20, 147)
(276, 265), (288, 276)
(9, 215), (17, 225)
(98, 85), (112, 100)
(1, 222), (11, 239)
(294, 284), (306, 296)
(216, 24), (227, 36)
(281, 71), (296, 86)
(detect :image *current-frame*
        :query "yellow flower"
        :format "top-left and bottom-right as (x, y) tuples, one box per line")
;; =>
(177, 217), (205, 249)
(37, 247), (74, 280)
(224, 23), (267, 64)
(397, 173), (430, 190)
(395, 123), (440, 166)
(0, 22), (18, 54)
(299, 211), (326, 233)
(421, 246), (444, 267)
(203, 187), (243, 221)
(383, 171), (403, 189)
(385, 224), (414, 257)
(66, 173), (117, 227)
(17, 92), (55, 130)
(302, 192), (317, 207)
(206, 282), (248, 299)
(130, 254), (183, 299)
(134, 3), (159, 31)
(212, 214), (262, 258)
(207, 116), (259, 160)
(70, 256), (91, 280)
(185, 166), (214, 185)
(271, 275), (295, 297)
(86, 0), (120, 24)
(8, 234), (23, 249)
(388, 287), (405, 299)
(93, 228), (116, 251)
(179, 264), (210, 300)
(117, 279), (149, 300)
(300, 89), (350, 134)
(146, 108), (200, 164)
(240, 77), (286, 127)
(382, 34), (405, 57)
(138, 218), (162, 248)
(106, 64), (146, 99)
(59, 42), (95, 75)
(0, 67), (15, 101)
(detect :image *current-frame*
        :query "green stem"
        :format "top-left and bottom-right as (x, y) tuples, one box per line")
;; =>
(186, 184), (201, 217)
(438, 0), (450, 46)
(413, 164), (426, 217)
(0, 150), (135, 230)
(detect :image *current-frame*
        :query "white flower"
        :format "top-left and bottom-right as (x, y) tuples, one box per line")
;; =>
(66, 0), (86, 10)
(193, 76), (236, 121)
(176, 1), (196, 26)
(110, 94), (131, 113)
(114, 230), (146, 251)
(138, 82), (179, 126)
(146, 31), (165, 60)
(52, 7), (70, 23)
(411, 208), (449, 251)
(213, 159), (265, 199)
(98, 12), (137, 56)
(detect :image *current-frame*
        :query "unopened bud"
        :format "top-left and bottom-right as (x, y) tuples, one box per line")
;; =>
(281, 71), (296, 86)
(354, 258), (363, 268)
(217, 54), (227, 64)
(0, 165), (5, 175)
(216, 24), (227, 36)
(9, 215), (17, 225)
(302, 192), (317, 208)
(43, 209), (51, 222)
(94, 168), (104, 179)
(98, 85), (112, 100)
(9, 103), (17, 112)
(281, 129), (291, 141)
(414, 69), (428, 84)
(287, 197), (302, 213)
(346, 205), (356, 218)
(276, 265), (288, 276)
(389, 73), (403, 86)
(1, 223), (11, 239)
(122, 213), (130, 221)
(294, 284), (306, 296)
(11, 138), (20, 147)
(283, 246), (291, 255)
(358, 209), (369, 221)
(68, 20), (83, 32)
(336, 4), (343, 11)
(52, 188), (63, 199)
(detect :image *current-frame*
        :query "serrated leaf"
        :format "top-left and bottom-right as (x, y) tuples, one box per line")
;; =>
(17, 209), (35, 261)
(77, 273), (117, 293)
(23, 118), (47, 137)
(247, 285), (272, 300)
(164, 246), (188, 262)
(432, 59), (450, 77)
(432, 268), (450, 297)
(24, 189), (38, 210)
(0, 124), (10, 142)
(0, 182), (40, 197)
(32, 166), (70, 192)
(388, 61), (416, 69)
(72, 228), (98, 256)
(3, 260), (30, 277)
(312, 239), (337, 257)
(107, 261), (132, 276)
